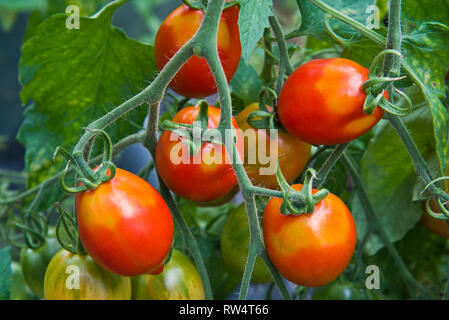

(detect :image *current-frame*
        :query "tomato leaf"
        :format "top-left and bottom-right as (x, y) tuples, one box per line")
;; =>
(17, 0), (157, 209)
(230, 60), (263, 114)
(238, 0), (273, 63)
(352, 88), (436, 255)
(0, 246), (11, 300)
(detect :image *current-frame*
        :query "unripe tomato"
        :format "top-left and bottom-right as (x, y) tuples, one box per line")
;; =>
(235, 103), (311, 189)
(75, 168), (174, 276)
(312, 281), (362, 300)
(278, 58), (386, 145)
(131, 249), (205, 300)
(10, 262), (36, 300)
(154, 4), (241, 98)
(221, 204), (272, 283)
(262, 184), (356, 287)
(44, 249), (131, 300)
(155, 105), (243, 203)
(20, 235), (61, 298)
(421, 200), (449, 238)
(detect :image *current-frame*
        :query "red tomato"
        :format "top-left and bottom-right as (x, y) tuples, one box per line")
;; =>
(154, 4), (241, 98)
(262, 184), (356, 287)
(155, 105), (243, 203)
(421, 200), (449, 238)
(235, 103), (311, 189)
(278, 58), (385, 145)
(75, 168), (174, 276)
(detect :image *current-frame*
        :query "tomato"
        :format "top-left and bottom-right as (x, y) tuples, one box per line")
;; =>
(20, 235), (61, 298)
(221, 204), (272, 283)
(277, 58), (386, 145)
(262, 184), (356, 287)
(421, 200), (449, 238)
(155, 105), (243, 203)
(154, 4), (241, 98)
(44, 249), (131, 300)
(75, 168), (174, 276)
(311, 281), (362, 300)
(131, 249), (205, 300)
(10, 262), (36, 300)
(235, 103), (311, 189)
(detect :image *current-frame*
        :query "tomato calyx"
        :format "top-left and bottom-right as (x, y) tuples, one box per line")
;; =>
(421, 176), (449, 222)
(54, 203), (86, 256)
(159, 100), (228, 156)
(276, 166), (328, 215)
(246, 87), (278, 130)
(53, 129), (117, 194)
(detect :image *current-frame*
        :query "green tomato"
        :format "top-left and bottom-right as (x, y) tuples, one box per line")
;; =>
(9, 262), (36, 300)
(20, 235), (61, 298)
(131, 249), (205, 300)
(44, 249), (131, 300)
(220, 204), (272, 283)
(311, 281), (362, 300)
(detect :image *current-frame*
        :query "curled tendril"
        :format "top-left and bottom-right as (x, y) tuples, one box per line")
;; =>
(425, 198), (449, 220)
(324, 15), (353, 47)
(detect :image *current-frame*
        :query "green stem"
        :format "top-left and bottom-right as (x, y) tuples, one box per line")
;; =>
(314, 143), (349, 189)
(268, 15), (294, 75)
(342, 152), (433, 299)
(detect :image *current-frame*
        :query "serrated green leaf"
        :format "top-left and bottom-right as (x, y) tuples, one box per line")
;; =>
(238, 0), (273, 63)
(17, 1), (157, 208)
(352, 88), (436, 255)
(230, 59), (263, 113)
(0, 246), (11, 300)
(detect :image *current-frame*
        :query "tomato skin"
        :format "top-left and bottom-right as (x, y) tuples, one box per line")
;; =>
(20, 235), (61, 298)
(131, 249), (205, 300)
(262, 184), (356, 287)
(236, 103), (311, 189)
(44, 249), (131, 300)
(154, 4), (241, 98)
(221, 204), (272, 283)
(421, 200), (449, 238)
(75, 168), (174, 276)
(10, 262), (36, 300)
(278, 58), (385, 145)
(155, 105), (243, 203)
(311, 281), (362, 300)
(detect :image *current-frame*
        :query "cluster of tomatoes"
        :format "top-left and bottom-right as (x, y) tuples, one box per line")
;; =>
(15, 3), (448, 301)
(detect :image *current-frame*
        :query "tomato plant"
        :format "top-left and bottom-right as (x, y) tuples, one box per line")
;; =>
(131, 249), (205, 300)
(221, 204), (271, 283)
(262, 184), (356, 287)
(156, 105), (243, 203)
(277, 58), (386, 145)
(235, 103), (311, 189)
(154, 4), (241, 98)
(44, 249), (131, 300)
(75, 168), (174, 276)
(20, 235), (61, 298)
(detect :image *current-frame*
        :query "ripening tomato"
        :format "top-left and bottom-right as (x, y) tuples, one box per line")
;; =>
(278, 58), (386, 145)
(44, 249), (131, 300)
(20, 234), (61, 298)
(262, 184), (356, 287)
(221, 204), (272, 283)
(421, 200), (449, 238)
(131, 249), (205, 300)
(155, 105), (243, 203)
(235, 103), (311, 189)
(75, 168), (174, 276)
(154, 4), (241, 98)
(10, 262), (36, 300)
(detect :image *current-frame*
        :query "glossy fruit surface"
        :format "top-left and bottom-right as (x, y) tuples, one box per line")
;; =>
(312, 281), (362, 300)
(154, 4), (241, 98)
(20, 235), (61, 298)
(156, 105), (243, 203)
(10, 262), (36, 300)
(262, 184), (356, 287)
(235, 103), (311, 189)
(44, 249), (131, 300)
(278, 58), (385, 145)
(75, 168), (174, 276)
(131, 249), (205, 300)
(221, 204), (272, 283)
